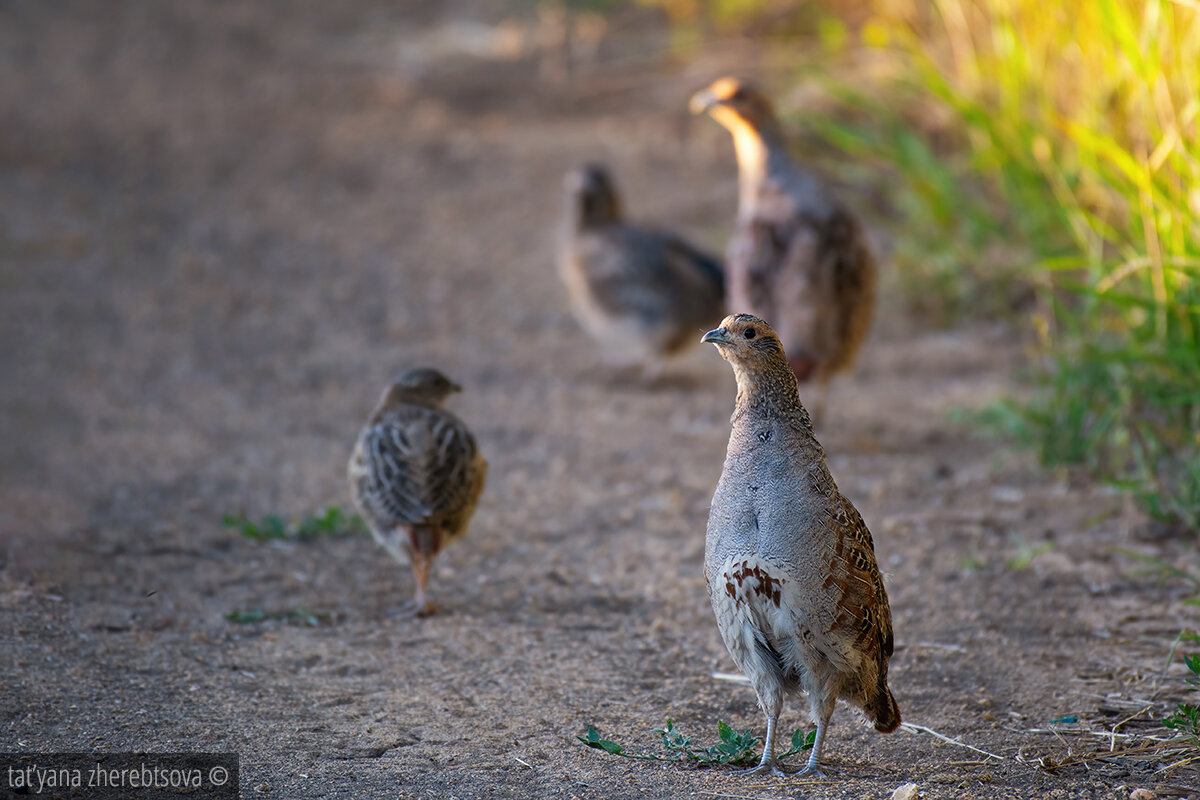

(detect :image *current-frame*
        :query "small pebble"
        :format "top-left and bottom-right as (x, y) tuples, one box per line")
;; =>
(1129, 790), (1156, 800)
(891, 783), (919, 800)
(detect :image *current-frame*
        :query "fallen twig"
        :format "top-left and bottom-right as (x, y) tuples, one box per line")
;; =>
(711, 672), (751, 685)
(900, 722), (1003, 760)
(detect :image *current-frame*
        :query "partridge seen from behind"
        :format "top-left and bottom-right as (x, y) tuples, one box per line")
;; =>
(701, 314), (899, 776)
(348, 368), (487, 617)
(691, 78), (876, 420)
(559, 163), (725, 375)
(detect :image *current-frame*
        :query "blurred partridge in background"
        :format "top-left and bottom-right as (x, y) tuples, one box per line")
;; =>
(701, 314), (899, 777)
(691, 78), (876, 421)
(559, 163), (726, 377)
(348, 368), (488, 617)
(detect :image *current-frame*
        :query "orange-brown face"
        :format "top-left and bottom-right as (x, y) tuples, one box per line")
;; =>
(689, 77), (779, 133)
(701, 313), (785, 363)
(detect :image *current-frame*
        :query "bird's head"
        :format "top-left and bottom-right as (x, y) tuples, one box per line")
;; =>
(689, 77), (780, 136)
(703, 314), (803, 409)
(381, 367), (462, 409)
(702, 313), (788, 368)
(564, 163), (622, 228)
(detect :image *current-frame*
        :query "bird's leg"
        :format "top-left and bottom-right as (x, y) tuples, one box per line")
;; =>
(396, 551), (434, 617)
(794, 713), (830, 778)
(738, 714), (790, 777)
(394, 528), (441, 618)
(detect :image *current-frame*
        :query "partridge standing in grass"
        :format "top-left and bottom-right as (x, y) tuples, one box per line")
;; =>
(348, 368), (487, 617)
(691, 78), (876, 421)
(701, 314), (899, 776)
(559, 163), (725, 376)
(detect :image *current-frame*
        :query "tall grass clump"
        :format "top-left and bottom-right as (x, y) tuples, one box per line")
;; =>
(805, 0), (1200, 530)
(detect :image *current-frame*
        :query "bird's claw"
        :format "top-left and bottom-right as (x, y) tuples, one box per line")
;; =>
(793, 764), (827, 779)
(737, 761), (791, 778)
(388, 599), (435, 618)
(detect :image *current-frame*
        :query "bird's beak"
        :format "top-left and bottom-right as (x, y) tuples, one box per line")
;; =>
(689, 89), (718, 115)
(701, 327), (730, 345)
(450, 382), (463, 393)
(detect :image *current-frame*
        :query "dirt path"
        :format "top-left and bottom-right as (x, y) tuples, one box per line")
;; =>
(3, 3), (1199, 798)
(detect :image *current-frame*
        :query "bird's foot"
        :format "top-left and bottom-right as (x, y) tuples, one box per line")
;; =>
(792, 764), (827, 779)
(388, 599), (435, 618)
(736, 761), (793, 778)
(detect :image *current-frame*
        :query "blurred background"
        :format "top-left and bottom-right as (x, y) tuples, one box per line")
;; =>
(6, 0), (1197, 536)
(2, 0), (1198, 795)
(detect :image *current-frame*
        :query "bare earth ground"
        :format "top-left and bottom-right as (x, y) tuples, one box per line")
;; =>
(3, 3), (1200, 799)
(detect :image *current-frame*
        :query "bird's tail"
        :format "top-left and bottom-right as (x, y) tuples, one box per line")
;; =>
(868, 684), (901, 733)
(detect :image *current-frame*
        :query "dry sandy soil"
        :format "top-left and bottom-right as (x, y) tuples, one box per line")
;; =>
(3, 2), (1199, 798)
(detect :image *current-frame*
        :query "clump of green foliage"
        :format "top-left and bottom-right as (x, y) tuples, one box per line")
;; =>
(224, 606), (325, 627)
(1163, 652), (1200, 746)
(223, 506), (367, 542)
(802, 0), (1200, 531)
(578, 720), (813, 767)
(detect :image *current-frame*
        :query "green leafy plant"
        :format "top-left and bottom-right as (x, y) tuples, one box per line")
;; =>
(578, 720), (813, 767)
(223, 506), (367, 542)
(224, 606), (324, 627)
(1163, 653), (1200, 746)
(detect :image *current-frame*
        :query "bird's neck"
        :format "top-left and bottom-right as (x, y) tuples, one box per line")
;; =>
(574, 195), (622, 231)
(729, 359), (812, 429)
(369, 392), (442, 423)
(730, 121), (789, 216)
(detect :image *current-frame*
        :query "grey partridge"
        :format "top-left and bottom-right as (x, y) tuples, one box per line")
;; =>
(691, 78), (876, 421)
(701, 314), (899, 776)
(348, 368), (487, 617)
(559, 163), (725, 376)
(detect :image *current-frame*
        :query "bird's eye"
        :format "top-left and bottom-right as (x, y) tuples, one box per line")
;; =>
(743, 327), (756, 339)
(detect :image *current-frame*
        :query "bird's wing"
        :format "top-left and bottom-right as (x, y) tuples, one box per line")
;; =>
(573, 227), (685, 318)
(352, 406), (481, 530)
(661, 232), (725, 296)
(828, 494), (893, 663)
(823, 207), (876, 371)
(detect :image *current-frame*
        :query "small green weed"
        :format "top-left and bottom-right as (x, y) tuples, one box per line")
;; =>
(1167, 630), (1200, 671)
(1163, 653), (1200, 747)
(1115, 549), (1200, 605)
(1006, 536), (1054, 571)
(578, 720), (813, 768)
(223, 506), (367, 542)
(959, 548), (987, 572)
(224, 606), (324, 627)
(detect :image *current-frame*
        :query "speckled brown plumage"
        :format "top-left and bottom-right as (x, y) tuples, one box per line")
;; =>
(701, 314), (899, 777)
(347, 368), (487, 617)
(559, 163), (725, 375)
(691, 78), (876, 419)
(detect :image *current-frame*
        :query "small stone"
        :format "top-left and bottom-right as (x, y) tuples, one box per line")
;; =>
(1129, 790), (1156, 800)
(891, 783), (919, 800)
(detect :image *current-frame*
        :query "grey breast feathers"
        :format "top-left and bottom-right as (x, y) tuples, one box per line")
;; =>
(350, 405), (485, 534)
